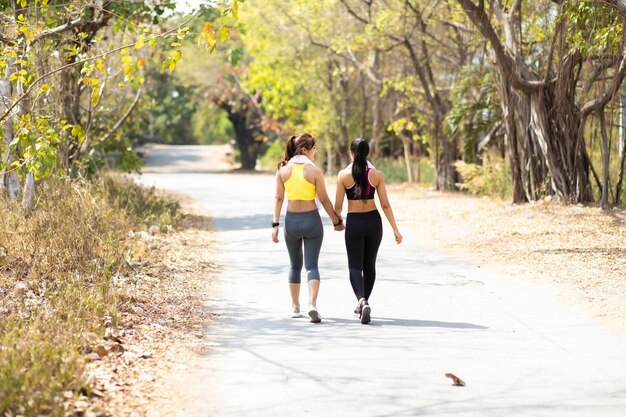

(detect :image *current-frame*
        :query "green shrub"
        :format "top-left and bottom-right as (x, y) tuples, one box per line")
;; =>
(454, 150), (512, 199)
(99, 174), (181, 230)
(373, 157), (435, 184)
(259, 140), (285, 170)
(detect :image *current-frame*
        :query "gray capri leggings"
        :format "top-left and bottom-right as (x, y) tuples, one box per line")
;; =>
(284, 210), (324, 284)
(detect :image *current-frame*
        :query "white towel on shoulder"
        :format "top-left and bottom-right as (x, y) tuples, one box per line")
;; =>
(343, 160), (375, 171)
(288, 155), (316, 166)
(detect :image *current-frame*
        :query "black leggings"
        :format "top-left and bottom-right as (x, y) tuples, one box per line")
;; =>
(344, 210), (383, 300)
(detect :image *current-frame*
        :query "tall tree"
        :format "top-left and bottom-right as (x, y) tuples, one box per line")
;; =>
(456, 0), (626, 205)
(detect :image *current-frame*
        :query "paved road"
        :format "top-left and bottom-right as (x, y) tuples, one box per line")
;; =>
(140, 145), (626, 417)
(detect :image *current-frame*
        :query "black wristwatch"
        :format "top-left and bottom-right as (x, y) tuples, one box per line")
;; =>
(272, 222), (280, 228)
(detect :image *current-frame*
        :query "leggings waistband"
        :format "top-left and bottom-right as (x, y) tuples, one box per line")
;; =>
(346, 210), (380, 218)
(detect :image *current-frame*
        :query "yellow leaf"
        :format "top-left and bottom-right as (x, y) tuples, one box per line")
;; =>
(137, 58), (145, 69)
(135, 38), (145, 49)
(96, 59), (104, 71)
(219, 26), (230, 42)
(37, 84), (50, 95)
(232, 1), (239, 19)
(91, 87), (101, 106)
(203, 22), (214, 36)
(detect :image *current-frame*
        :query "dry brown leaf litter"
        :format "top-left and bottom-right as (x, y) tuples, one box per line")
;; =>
(68, 193), (219, 417)
(390, 184), (626, 334)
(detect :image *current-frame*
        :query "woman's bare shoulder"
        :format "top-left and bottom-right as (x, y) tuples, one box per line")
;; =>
(278, 164), (292, 181)
(338, 167), (352, 178)
(369, 168), (384, 184)
(304, 164), (322, 175)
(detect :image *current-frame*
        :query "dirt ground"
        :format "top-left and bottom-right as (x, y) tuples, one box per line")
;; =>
(77, 194), (218, 417)
(389, 184), (626, 334)
(82, 177), (625, 416)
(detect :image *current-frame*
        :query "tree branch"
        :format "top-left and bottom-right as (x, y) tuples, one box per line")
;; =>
(456, 0), (544, 93)
(339, 0), (370, 24)
(92, 87), (142, 147)
(581, 52), (626, 116)
(30, 17), (83, 45)
(598, 0), (626, 14)
(0, 10), (201, 124)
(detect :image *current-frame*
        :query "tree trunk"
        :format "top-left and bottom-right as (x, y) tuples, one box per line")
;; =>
(22, 171), (35, 213)
(514, 92), (546, 200)
(616, 121), (626, 204)
(228, 112), (260, 170)
(413, 140), (420, 183)
(436, 134), (459, 190)
(527, 54), (593, 203)
(371, 89), (383, 157)
(399, 133), (414, 183)
(500, 77), (527, 203)
(599, 110), (611, 208)
(457, 0), (595, 204)
(338, 76), (350, 168)
(325, 140), (335, 176)
(0, 68), (20, 200)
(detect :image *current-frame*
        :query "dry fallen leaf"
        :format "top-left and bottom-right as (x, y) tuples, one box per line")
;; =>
(94, 345), (108, 358)
(445, 373), (466, 386)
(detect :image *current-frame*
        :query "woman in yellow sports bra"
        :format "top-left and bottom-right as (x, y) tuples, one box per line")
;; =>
(272, 133), (344, 323)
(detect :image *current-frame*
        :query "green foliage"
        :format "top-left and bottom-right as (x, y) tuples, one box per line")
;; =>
(445, 66), (500, 163)
(129, 71), (199, 145)
(373, 158), (435, 185)
(259, 139), (285, 170)
(192, 105), (235, 144)
(0, 0), (241, 190)
(565, 0), (624, 57)
(454, 150), (512, 199)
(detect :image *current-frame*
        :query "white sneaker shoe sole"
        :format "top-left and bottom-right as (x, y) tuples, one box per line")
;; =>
(290, 309), (302, 318)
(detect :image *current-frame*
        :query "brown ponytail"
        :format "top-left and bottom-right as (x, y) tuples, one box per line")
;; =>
(278, 133), (316, 168)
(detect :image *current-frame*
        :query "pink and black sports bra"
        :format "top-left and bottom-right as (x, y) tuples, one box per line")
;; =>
(345, 168), (376, 200)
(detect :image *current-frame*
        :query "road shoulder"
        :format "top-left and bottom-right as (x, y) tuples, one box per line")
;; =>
(389, 184), (626, 335)
(81, 192), (217, 417)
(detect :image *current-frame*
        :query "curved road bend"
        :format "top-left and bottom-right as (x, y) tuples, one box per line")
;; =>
(139, 145), (626, 417)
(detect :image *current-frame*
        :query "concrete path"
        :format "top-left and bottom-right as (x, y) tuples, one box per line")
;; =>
(140, 145), (626, 417)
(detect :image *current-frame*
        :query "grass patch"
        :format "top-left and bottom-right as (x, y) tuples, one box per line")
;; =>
(0, 174), (179, 416)
(374, 157), (435, 185)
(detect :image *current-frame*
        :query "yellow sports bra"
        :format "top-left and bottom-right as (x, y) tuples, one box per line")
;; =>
(284, 164), (316, 200)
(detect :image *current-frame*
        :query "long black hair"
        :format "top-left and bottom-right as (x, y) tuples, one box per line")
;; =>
(350, 137), (370, 201)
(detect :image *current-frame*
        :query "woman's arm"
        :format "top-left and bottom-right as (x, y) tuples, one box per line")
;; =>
(272, 170), (285, 243)
(375, 172), (402, 244)
(314, 169), (342, 227)
(334, 173), (346, 215)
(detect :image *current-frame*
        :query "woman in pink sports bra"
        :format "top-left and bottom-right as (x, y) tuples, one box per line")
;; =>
(335, 137), (402, 324)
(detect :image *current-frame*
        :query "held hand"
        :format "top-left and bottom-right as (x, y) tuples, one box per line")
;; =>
(272, 228), (279, 243)
(394, 230), (402, 244)
(334, 223), (345, 232)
